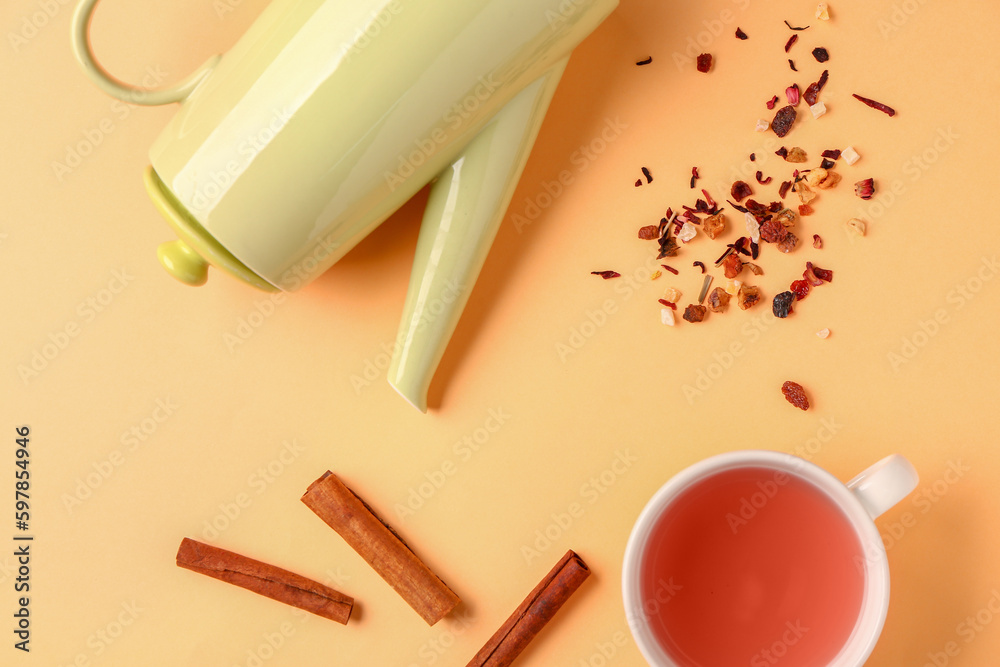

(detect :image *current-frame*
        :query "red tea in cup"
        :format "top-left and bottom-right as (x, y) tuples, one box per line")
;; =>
(640, 466), (865, 665)
(623, 452), (919, 667)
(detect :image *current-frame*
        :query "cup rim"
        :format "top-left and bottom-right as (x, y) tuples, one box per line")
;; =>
(621, 450), (891, 667)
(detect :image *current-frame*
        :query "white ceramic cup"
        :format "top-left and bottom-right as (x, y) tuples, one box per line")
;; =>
(622, 451), (919, 666)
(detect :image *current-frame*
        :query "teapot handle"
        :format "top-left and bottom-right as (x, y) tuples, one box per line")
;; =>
(71, 0), (220, 106)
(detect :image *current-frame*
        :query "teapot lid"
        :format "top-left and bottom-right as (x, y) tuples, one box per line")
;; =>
(143, 166), (278, 292)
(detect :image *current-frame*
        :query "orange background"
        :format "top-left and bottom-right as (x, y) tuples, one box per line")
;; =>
(3, 0), (1000, 665)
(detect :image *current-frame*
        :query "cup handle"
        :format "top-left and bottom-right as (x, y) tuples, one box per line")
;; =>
(846, 454), (919, 519)
(71, 0), (220, 106)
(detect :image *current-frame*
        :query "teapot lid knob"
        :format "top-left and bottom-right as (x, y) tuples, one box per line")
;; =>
(157, 239), (208, 286)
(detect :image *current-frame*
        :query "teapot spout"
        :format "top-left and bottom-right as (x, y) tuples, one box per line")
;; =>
(387, 60), (567, 411)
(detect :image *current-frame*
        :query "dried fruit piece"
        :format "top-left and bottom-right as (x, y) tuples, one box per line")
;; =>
(766, 95), (780, 110)
(736, 27), (748, 40)
(661, 265), (679, 275)
(855, 178), (875, 200)
(697, 53), (713, 73)
(657, 236), (679, 259)
(811, 264), (833, 282)
(798, 204), (813, 216)
(842, 146), (861, 165)
(846, 218), (867, 236)
(661, 308), (675, 326)
(755, 171), (772, 185)
(744, 262), (764, 276)
(786, 84), (800, 106)
(636, 57), (653, 66)
(816, 328), (831, 339)
(664, 287), (682, 303)
(760, 219), (788, 243)
(796, 182), (817, 204)
(778, 181), (792, 198)
(677, 222), (698, 243)
(641, 167), (653, 183)
(683, 304), (707, 323)
(693, 261), (707, 274)
(817, 171), (841, 189)
(744, 212), (761, 243)
(659, 299), (676, 310)
(638, 225), (658, 240)
(790, 279), (811, 300)
(776, 231), (799, 253)
(591, 271), (620, 279)
(773, 291), (795, 318)
(816, 3), (830, 20)
(725, 279), (742, 296)
(774, 208), (796, 228)
(803, 70), (829, 105)
(813, 234), (822, 249)
(788, 59), (797, 71)
(651, 270), (662, 281)
(731, 181), (753, 202)
(852, 93), (895, 117)
(784, 34), (798, 52)
(785, 147), (808, 163)
(737, 284), (761, 310)
(703, 213), (726, 240)
(755, 118), (770, 132)
(781, 381), (810, 410)
(707, 287), (731, 313)
(822, 149), (841, 160)
(722, 253), (744, 279)
(812, 47), (829, 62)
(805, 168), (828, 187)
(775, 147), (789, 159)
(771, 105), (797, 138)
(810, 101), (827, 119)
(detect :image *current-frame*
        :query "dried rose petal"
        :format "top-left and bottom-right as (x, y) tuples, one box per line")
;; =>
(755, 171), (772, 185)
(638, 225), (658, 240)
(855, 178), (875, 200)
(782, 381), (810, 410)
(812, 47), (829, 62)
(591, 270), (620, 279)
(771, 106), (797, 138)
(766, 95), (780, 110)
(683, 304), (708, 322)
(821, 149), (841, 160)
(697, 53), (713, 73)
(786, 84), (800, 106)
(852, 93), (895, 116)
(779, 181), (792, 198)
(784, 34), (798, 52)
(731, 180), (753, 202)
(813, 234), (823, 249)
(690, 166), (699, 189)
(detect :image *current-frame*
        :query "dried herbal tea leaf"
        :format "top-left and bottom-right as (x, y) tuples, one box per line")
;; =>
(855, 178), (875, 200)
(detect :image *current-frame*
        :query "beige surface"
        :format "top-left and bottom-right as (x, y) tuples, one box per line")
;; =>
(3, 0), (1000, 665)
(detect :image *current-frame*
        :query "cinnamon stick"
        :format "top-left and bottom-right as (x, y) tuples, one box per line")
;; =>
(301, 472), (460, 625)
(467, 550), (590, 666)
(175, 538), (353, 624)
